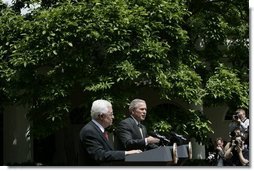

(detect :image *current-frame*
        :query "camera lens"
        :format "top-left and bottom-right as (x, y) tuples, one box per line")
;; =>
(233, 115), (238, 120)
(230, 131), (236, 137)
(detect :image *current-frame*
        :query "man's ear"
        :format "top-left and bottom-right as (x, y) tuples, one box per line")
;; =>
(131, 110), (134, 115)
(99, 114), (104, 119)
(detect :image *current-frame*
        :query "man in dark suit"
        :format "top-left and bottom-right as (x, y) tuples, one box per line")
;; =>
(115, 99), (160, 151)
(79, 99), (142, 166)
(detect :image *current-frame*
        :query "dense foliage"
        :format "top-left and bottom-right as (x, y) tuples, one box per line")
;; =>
(0, 0), (248, 144)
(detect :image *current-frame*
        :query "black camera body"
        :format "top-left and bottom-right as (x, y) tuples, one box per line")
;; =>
(232, 115), (239, 120)
(232, 139), (243, 148)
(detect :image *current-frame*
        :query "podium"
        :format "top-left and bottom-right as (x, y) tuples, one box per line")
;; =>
(177, 142), (192, 159)
(125, 143), (178, 165)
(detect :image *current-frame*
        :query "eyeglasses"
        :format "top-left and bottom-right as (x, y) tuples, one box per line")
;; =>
(107, 112), (114, 116)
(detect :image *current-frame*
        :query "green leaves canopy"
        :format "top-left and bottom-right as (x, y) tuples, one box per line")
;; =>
(0, 0), (248, 141)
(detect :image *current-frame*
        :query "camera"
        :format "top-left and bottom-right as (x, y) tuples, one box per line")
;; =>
(207, 152), (219, 165)
(207, 153), (216, 160)
(232, 139), (243, 147)
(230, 131), (236, 138)
(232, 115), (238, 120)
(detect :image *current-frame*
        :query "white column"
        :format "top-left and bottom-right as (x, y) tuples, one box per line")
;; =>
(189, 103), (206, 159)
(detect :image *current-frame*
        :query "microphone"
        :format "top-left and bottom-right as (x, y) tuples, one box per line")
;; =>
(171, 132), (187, 141)
(150, 131), (171, 143)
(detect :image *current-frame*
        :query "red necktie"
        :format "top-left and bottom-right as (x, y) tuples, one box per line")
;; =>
(104, 131), (109, 140)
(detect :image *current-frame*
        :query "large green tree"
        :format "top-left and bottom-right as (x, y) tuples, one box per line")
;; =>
(0, 0), (248, 144)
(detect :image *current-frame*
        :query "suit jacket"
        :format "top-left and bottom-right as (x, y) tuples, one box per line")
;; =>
(115, 117), (158, 151)
(79, 121), (125, 166)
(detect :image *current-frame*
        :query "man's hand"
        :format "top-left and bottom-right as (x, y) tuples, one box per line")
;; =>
(125, 149), (142, 155)
(147, 136), (160, 144)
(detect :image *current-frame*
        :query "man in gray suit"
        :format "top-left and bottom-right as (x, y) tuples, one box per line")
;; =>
(115, 99), (160, 151)
(79, 99), (141, 165)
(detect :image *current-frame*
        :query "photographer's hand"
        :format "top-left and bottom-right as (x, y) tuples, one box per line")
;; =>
(236, 145), (242, 153)
(216, 146), (223, 152)
(224, 145), (234, 159)
(237, 147), (249, 166)
(237, 118), (241, 123)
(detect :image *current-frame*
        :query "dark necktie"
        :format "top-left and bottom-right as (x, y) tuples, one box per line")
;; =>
(137, 123), (144, 138)
(104, 131), (109, 140)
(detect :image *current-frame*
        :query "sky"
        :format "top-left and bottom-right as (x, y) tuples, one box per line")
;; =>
(3, 0), (39, 14)
(3, 0), (11, 5)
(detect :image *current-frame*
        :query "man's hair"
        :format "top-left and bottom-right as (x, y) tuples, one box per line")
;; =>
(235, 108), (246, 115)
(90, 99), (112, 119)
(129, 99), (146, 113)
(216, 137), (223, 143)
